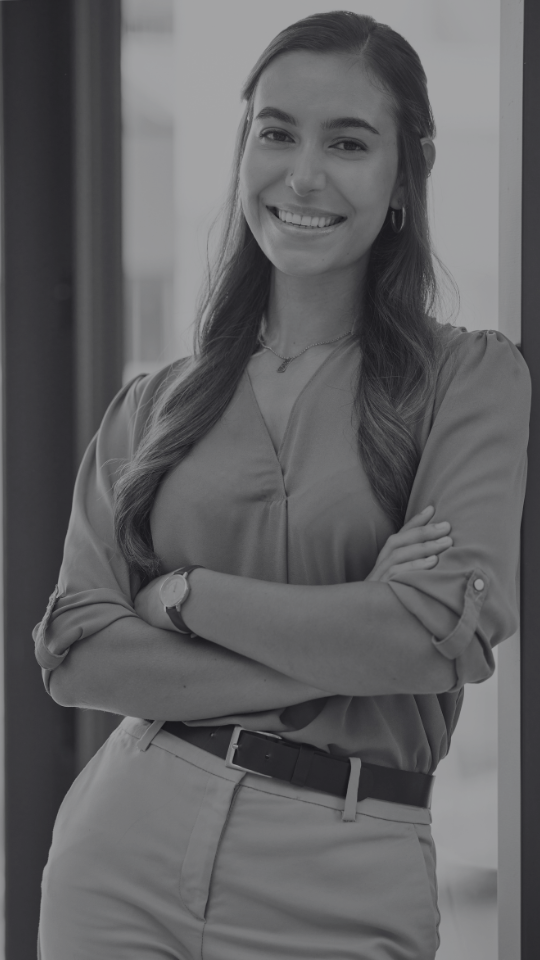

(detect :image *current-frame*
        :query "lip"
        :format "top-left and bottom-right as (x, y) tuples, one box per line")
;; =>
(265, 206), (346, 238)
(266, 203), (347, 220)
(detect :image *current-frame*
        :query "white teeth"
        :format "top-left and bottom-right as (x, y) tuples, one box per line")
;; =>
(275, 208), (340, 228)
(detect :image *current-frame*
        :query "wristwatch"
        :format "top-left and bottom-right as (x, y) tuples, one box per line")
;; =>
(159, 565), (203, 635)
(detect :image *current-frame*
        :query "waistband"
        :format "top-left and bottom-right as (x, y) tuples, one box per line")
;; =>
(160, 720), (434, 809)
(120, 718), (433, 824)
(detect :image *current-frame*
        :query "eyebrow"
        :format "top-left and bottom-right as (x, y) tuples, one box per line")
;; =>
(255, 107), (380, 136)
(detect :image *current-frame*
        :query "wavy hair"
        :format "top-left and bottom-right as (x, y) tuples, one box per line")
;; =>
(115, 10), (451, 579)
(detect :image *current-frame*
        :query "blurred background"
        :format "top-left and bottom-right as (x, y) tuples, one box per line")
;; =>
(121, 1), (500, 956)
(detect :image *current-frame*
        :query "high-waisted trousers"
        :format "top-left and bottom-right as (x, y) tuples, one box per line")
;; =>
(38, 717), (441, 960)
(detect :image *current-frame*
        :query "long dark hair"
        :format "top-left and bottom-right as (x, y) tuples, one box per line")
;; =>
(115, 10), (449, 579)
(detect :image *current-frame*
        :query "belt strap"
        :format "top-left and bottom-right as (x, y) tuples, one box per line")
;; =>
(161, 721), (433, 808)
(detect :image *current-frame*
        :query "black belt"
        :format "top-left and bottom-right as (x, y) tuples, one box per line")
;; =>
(160, 721), (433, 809)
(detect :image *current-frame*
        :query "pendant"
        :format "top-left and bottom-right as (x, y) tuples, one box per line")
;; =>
(277, 358), (292, 373)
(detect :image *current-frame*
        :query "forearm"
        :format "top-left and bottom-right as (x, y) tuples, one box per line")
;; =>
(48, 616), (330, 719)
(181, 571), (457, 695)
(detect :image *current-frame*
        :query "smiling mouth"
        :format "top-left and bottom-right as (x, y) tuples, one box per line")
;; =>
(267, 206), (346, 229)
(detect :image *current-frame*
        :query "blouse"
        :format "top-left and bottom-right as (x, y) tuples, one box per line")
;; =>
(33, 325), (531, 775)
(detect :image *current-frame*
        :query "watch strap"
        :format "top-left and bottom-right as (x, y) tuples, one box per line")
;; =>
(164, 565), (203, 635)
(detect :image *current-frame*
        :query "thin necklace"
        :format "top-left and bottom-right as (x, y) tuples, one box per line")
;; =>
(257, 327), (353, 373)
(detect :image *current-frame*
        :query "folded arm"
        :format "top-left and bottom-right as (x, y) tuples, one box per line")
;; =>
(48, 615), (330, 719)
(36, 331), (531, 711)
(164, 571), (457, 695)
(135, 330), (531, 697)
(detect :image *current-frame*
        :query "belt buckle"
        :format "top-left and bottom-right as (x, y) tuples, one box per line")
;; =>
(225, 725), (282, 777)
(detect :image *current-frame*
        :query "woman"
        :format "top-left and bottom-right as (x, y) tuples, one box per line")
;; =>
(35, 11), (530, 960)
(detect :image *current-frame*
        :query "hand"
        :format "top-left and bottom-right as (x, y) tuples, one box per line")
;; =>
(134, 574), (175, 630)
(366, 505), (452, 583)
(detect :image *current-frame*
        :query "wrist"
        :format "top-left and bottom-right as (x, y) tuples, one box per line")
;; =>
(133, 574), (172, 629)
(178, 566), (207, 629)
(159, 565), (205, 635)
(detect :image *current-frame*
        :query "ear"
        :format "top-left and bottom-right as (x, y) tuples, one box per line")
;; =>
(420, 137), (436, 176)
(390, 137), (437, 210)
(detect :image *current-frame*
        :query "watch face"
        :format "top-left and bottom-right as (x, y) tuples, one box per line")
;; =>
(159, 574), (188, 609)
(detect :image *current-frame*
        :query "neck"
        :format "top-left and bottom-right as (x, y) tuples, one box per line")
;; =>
(263, 267), (364, 353)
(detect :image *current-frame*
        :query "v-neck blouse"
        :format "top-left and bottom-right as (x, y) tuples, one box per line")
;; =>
(244, 343), (344, 459)
(34, 327), (531, 775)
(152, 338), (393, 589)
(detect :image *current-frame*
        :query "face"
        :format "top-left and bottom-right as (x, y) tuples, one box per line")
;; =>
(239, 50), (404, 284)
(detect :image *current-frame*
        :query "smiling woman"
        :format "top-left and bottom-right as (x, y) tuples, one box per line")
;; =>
(35, 10), (530, 960)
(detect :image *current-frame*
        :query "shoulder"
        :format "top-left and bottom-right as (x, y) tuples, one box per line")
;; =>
(433, 324), (531, 421)
(121, 355), (194, 422)
(435, 322), (529, 380)
(98, 356), (194, 460)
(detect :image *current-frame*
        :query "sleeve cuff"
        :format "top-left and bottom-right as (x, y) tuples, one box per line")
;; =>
(430, 569), (495, 690)
(431, 570), (489, 659)
(33, 584), (70, 672)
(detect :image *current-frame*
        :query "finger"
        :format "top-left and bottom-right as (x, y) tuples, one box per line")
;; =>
(419, 521), (452, 539)
(386, 555), (439, 577)
(397, 522), (452, 546)
(373, 538), (451, 580)
(375, 511), (451, 568)
(376, 538), (450, 574)
(388, 537), (452, 565)
(382, 524), (452, 558)
(400, 506), (435, 531)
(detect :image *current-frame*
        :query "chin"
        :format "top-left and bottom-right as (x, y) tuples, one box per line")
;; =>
(262, 246), (336, 278)
(272, 260), (332, 279)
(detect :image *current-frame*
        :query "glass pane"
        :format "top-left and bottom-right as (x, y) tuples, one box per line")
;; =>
(122, 0), (176, 384)
(121, 3), (501, 956)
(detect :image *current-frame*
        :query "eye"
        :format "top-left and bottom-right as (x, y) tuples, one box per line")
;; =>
(258, 128), (293, 144)
(332, 140), (367, 153)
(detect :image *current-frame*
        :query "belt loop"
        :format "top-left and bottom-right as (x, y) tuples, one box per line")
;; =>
(137, 720), (165, 752)
(341, 757), (362, 822)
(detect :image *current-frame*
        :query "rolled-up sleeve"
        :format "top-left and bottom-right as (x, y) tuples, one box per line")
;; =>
(386, 329), (531, 691)
(33, 365), (178, 693)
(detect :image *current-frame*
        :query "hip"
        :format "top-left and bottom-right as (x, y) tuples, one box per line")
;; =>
(40, 716), (440, 959)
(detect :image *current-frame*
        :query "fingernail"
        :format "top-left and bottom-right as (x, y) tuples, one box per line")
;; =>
(434, 522), (449, 530)
(422, 505), (434, 513)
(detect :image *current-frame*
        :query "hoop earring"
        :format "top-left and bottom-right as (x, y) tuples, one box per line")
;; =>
(390, 207), (406, 234)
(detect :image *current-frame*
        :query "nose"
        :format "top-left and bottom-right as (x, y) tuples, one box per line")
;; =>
(287, 146), (326, 195)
